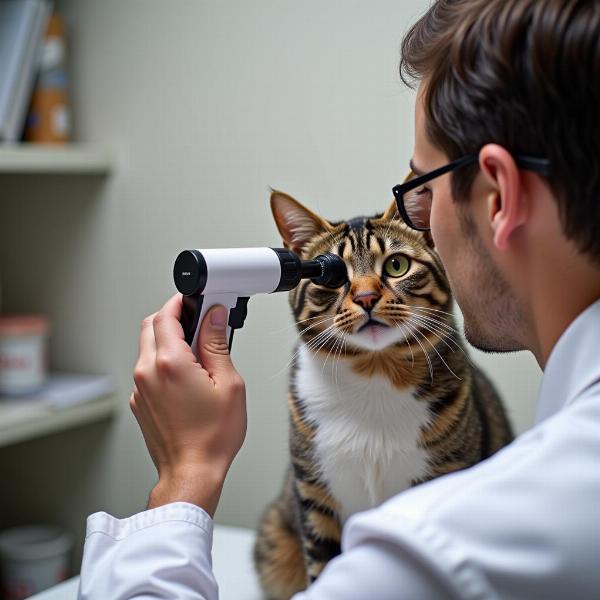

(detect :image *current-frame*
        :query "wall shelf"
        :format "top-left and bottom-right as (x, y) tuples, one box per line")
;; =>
(0, 395), (116, 448)
(0, 374), (117, 447)
(0, 144), (113, 174)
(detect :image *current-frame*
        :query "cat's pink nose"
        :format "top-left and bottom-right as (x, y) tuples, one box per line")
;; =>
(352, 292), (381, 312)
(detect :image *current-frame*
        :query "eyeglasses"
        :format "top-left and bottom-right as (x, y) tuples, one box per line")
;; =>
(392, 153), (551, 231)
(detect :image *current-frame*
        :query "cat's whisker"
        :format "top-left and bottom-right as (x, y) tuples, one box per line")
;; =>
(312, 332), (340, 369)
(409, 315), (466, 356)
(305, 323), (339, 354)
(406, 321), (462, 381)
(389, 306), (461, 344)
(390, 305), (461, 337)
(270, 338), (321, 380)
(334, 332), (348, 401)
(383, 206), (400, 241)
(404, 326), (415, 368)
(269, 349), (303, 380)
(268, 314), (332, 335)
(408, 316), (458, 353)
(328, 331), (344, 381)
(306, 323), (338, 347)
(269, 323), (339, 380)
(407, 314), (463, 349)
(296, 315), (337, 337)
(409, 305), (456, 318)
(297, 314), (333, 324)
(411, 323), (465, 363)
(413, 320), (466, 357)
(271, 315), (333, 339)
(401, 321), (434, 383)
(393, 322), (415, 367)
(297, 322), (337, 350)
(407, 310), (460, 335)
(331, 330), (344, 369)
(389, 308), (453, 332)
(316, 322), (350, 374)
(333, 336), (341, 397)
(321, 332), (340, 374)
(406, 313), (475, 367)
(273, 325), (335, 378)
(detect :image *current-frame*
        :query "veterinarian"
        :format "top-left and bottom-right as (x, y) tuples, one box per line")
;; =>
(78, 0), (600, 597)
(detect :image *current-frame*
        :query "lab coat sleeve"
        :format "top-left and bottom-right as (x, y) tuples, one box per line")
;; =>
(290, 534), (465, 600)
(77, 502), (217, 600)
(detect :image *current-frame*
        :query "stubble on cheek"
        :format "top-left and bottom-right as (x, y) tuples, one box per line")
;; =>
(429, 178), (517, 351)
(454, 209), (526, 352)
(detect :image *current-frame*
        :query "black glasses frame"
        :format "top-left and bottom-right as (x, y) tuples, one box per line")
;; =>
(392, 153), (551, 231)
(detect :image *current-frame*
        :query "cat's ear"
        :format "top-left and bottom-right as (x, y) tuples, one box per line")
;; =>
(270, 189), (333, 254)
(380, 198), (435, 248)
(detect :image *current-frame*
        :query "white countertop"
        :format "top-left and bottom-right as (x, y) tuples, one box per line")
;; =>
(28, 523), (263, 600)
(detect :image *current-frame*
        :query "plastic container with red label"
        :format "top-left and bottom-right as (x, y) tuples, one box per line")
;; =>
(0, 315), (49, 396)
(0, 525), (72, 599)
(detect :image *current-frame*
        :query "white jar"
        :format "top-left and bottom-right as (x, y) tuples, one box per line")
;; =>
(0, 315), (49, 396)
(0, 525), (72, 599)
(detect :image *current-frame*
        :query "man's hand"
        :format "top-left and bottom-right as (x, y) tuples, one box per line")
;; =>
(130, 294), (247, 517)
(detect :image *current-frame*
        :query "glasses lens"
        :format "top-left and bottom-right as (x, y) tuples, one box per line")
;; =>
(402, 180), (432, 230)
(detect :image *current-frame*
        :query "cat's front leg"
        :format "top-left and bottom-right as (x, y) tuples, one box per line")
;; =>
(293, 475), (342, 585)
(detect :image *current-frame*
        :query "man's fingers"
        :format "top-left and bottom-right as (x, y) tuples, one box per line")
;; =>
(162, 293), (183, 321)
(139, 312), (158, 359)
(154, 294), (191, 356)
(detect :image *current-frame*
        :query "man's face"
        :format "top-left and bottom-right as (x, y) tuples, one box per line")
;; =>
(412, 84), (525, 352)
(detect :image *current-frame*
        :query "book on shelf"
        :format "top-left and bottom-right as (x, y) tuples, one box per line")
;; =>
(34, 372), (115, 408)
(0, 0), (51, 142)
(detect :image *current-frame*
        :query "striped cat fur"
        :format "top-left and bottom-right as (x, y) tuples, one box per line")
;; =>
(253, 190), (514, 599)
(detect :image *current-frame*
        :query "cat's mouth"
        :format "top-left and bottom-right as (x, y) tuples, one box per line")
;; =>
(345, 316), (404, 351)
(356, 317), (389, 333)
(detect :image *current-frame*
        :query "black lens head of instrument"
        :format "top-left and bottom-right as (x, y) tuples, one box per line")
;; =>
(308, 253), (348, 288)
(173, 250), (207, 296)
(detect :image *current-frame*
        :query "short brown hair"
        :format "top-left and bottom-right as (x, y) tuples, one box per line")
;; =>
(400, 0), (600, 263)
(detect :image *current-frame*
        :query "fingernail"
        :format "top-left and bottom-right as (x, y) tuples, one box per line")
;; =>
(210, 306), (227, 328)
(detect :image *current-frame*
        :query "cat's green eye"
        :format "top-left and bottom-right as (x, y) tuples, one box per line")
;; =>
(383, 254), (410, 278)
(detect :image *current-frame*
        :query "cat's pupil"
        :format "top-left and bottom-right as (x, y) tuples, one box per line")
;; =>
(392, 259), (400, 270)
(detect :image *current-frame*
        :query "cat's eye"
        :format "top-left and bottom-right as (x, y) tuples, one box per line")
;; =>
(383, 254), (410, 278)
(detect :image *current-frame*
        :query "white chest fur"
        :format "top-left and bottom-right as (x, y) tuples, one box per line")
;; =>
(294, 343), (433, 523)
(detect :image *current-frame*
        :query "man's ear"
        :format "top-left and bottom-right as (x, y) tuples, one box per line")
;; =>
(380, 197), (435, 248)
(479, 144), (526, 251)
(270, 189), (333, 254)
(381, 198), (400, 221)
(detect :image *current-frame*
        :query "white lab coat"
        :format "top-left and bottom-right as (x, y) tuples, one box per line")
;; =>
(78, 299), (600, 599)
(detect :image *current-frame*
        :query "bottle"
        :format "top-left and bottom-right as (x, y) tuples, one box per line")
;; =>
(24, 12), (71, 144)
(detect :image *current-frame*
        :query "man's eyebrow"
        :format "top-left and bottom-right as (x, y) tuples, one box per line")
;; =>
(409, 159), (426, 177)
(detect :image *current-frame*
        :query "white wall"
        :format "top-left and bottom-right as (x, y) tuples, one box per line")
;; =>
(1, 0), (542, 568)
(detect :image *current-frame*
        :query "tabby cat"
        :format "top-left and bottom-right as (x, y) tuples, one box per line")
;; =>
(254, 189), (514, 599)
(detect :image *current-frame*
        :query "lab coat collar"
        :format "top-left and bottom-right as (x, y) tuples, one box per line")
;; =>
(535, 297), (600, 425)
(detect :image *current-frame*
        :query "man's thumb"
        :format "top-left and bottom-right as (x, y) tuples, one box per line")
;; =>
(197, 305), (234, 375)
